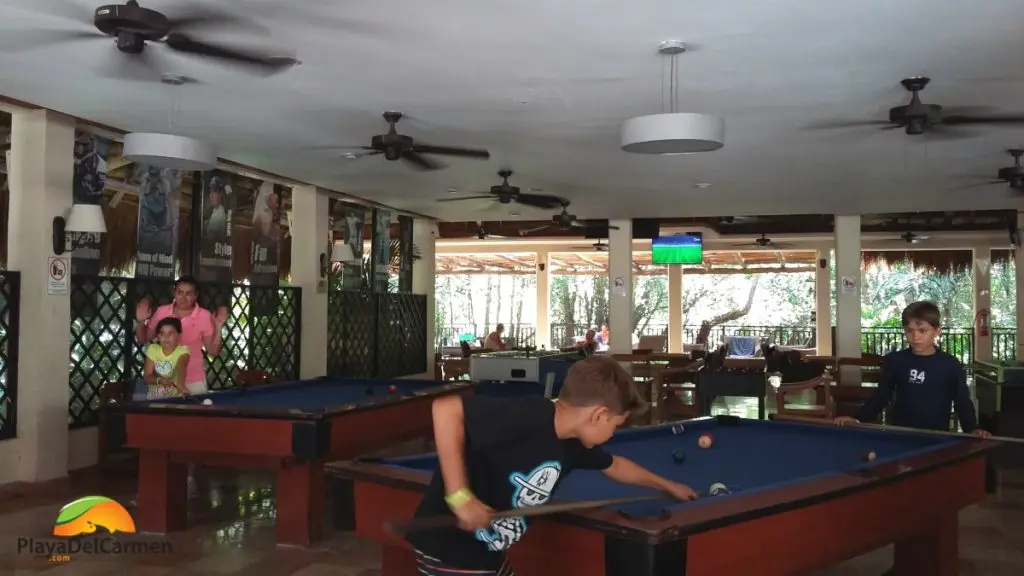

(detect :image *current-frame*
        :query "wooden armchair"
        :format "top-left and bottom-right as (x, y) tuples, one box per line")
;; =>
(651, 359), (705, 423)
(774, 371), (835, 421)
(439, 358), (470, 381)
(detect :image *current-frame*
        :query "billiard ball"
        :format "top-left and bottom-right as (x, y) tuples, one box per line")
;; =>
(709, 482), (730, 496)
(671, 424), (686, 435)
(202, 399), (213, 406)
(672, 449), (686, 464)
(698, 434), (713, 449)
(862, 450), (876, 462)
(388, 385), (398, 393)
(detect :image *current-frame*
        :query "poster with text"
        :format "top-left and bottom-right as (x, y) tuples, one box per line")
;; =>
(337, 202), (365, 290)
(71, 131), (108, 275)
(250, 181), (285, 287)
(133, 166), (182, 279)
(370, 209), (390, 293)
(197, 170), (236, 284)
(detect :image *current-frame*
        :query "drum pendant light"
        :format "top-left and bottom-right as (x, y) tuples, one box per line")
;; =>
(621, 41), (724, 155)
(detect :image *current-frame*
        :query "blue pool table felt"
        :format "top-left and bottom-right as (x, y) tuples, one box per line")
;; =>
(383, 418), (961, 518)
(149, 378), (446, 412)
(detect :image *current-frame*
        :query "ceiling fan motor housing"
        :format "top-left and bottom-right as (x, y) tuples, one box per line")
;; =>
(95, 3), (169, 40)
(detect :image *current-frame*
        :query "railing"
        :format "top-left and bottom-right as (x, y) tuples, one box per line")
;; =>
(68, 276), (301, 429)
(327, 290), (428, 378)
(0, 272), (21, 441)
(436, 322), (1017, 364)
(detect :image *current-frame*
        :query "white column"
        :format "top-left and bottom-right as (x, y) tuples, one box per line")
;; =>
(291, 185), (329, 379)
(834, 215), (862, 383)
(972, 247), (993, 362)
(815, 249), (833, 356)
(668, 264), (683, 353)
(1016, 211), (1024, 359)
(0, 109), (75, 484)
(535, 250), (551, 349)
(413, 219), (437, 376)
(607, 221), (633, 354)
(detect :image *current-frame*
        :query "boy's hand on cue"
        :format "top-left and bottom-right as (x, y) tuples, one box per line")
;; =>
(449, 492), (493, 531)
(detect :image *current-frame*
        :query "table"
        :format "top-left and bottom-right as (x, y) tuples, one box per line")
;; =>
(470, 350), (580, 397)
(104, 377), (473, 547)
(974, 360), (1024, 438)
(328, 415), (993, 576)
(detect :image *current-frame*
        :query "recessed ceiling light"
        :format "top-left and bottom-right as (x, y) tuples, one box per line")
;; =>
(510, 211), (520, 217)
(693, 182), (711, 188)
(342, 153), (358, 159)
(447, 188), (459, 194)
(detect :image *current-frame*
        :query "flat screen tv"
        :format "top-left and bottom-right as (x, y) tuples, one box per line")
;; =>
(651, 233), (703, 265)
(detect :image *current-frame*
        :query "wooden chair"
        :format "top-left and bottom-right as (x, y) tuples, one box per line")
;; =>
(235, 370), (277, 388)
(650, 359), (704, 423)
(97, 380), (134, 470)
(439, 358), (470, 381)
(774, 371), (836, 421)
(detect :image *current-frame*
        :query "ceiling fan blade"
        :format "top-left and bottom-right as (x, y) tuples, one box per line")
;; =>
(25, 0), (96, 24)
(238, 0), (392, 37)
(164, 2), (268, 34)
(805, 119), (891, 130)
(162, 33), (298, 74)
(97, 49), (180, 83)
(607, 223), (620, 230)
(411, 143), (490, 159)
(401, 151), (445, 171)
(0, 28), (103, 52)
(305, 145), (377, 153)
(516, 193), (566, 209)
(521, 224), (553, 235)
(436, 195), (495, 203)
(942, 114), (1024, 125)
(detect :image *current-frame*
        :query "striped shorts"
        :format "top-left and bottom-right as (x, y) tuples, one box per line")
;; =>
(414, 550), (514, 576)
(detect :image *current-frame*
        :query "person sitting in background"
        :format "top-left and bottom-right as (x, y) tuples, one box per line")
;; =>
(593, 325), (606, 346)
(576, 329), (598, 355)
(143, 317), (191, 399)
(600, 324), (610, 344)
(483, 323), (507, 351)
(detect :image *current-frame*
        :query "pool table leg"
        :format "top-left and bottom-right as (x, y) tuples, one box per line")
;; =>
(380, 545), (417, 576)
(274, 459), (326, 547)
(135, 449), (188, 534)
(891, 513), (958, 576)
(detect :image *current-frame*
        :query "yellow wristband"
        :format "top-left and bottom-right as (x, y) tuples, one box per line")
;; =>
(444, 488), (473, 508)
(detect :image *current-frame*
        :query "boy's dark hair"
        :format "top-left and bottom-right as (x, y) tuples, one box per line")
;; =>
(558, 356), (647, 415)
(155, 317), (183, 334)
(902, 301), (942, 329)
(174, 276), (199, 292)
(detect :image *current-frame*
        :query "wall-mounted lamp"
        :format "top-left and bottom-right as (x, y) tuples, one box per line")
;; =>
(53, 204), (107, 256)
(320, 242), (358, 278)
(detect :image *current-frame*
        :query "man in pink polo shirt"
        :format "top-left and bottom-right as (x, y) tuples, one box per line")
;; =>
(135, 275), (228, 394)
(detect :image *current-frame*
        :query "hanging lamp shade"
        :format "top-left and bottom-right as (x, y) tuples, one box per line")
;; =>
(122, 132), (217, 171)
(620, 112), (725, 154)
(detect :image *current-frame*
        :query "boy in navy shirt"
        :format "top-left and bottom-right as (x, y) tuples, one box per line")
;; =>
(409, 356), (698, 575)
(835, 301), (990, 437)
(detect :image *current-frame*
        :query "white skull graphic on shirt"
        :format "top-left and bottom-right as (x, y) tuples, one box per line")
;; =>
(475, 461), (562, 551)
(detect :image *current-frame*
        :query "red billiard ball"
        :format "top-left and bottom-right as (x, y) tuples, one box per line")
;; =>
(698, 434), (713, 449)
(388, 385), (398, 393)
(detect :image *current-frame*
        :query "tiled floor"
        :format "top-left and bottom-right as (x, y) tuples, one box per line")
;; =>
(1, 395), (1023, 575)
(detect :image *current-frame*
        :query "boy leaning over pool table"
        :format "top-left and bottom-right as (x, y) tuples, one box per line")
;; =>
(406, 356), (698, 576)
(835, 300), (990, 438)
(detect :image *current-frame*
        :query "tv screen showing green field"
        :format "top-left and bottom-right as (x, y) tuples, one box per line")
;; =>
(651, 234), (702, 264)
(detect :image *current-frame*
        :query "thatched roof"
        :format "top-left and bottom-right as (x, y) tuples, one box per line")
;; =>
(862, 249), (1013, 274)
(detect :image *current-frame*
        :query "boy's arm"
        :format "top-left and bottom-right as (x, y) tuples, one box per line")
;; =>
(433, 395), (471, 496)
(853, 361), (897, 422)
(173, 354), (191, 395)
(601, 455), (698, 500)
(952, 363), (979, 433)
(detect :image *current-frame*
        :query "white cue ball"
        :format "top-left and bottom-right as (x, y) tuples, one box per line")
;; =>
(202, 399), (213, 406)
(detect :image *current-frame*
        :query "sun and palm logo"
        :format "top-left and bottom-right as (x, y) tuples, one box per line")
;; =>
(53, 496), (136, 537)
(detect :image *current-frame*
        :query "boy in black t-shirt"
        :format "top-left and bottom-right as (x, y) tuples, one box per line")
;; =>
(407, 356), (698, 575)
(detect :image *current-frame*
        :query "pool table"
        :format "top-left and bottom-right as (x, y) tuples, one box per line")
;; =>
(104, 377), (473, 547)
(328, 415), (993, 576)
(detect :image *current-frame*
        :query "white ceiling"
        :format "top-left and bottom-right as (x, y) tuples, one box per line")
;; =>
(2, 0), (1024, 222)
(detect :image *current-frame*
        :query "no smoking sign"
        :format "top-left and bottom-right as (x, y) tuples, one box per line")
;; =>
(47, 256), (69, 295)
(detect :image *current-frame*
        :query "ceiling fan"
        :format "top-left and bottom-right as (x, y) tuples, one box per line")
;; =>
(898, 231), (929, 244)
(323, 112), (490, 171)
(732, 233), (792, 249)
(958, 149), (1024, 191)
(808, 77), (1024, 137)
(567, 240), (610, 252)
(0, 0), (299, 77)
(439, 169), (563, 208)
(520, 203), (619, 236)
(473, 222), (507, 240)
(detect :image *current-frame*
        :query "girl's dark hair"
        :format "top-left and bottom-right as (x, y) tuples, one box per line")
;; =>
(155, 317), (183, 334)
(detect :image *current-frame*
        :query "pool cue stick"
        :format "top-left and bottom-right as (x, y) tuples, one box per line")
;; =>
(773, 414), (1024, 444)
(385, 493), (673, 535)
